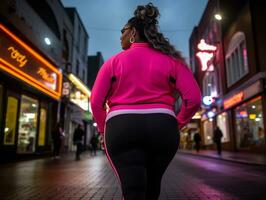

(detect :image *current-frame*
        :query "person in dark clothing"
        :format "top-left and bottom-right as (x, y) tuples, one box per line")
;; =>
(52, 123), (64, 158)
(73, 124), (85, 160)
(193, 131), (201, 152)
(213, 126), (223, 155)
(90, 134), (98, 156)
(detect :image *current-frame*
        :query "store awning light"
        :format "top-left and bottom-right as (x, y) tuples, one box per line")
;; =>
(68, 73), (91, 97)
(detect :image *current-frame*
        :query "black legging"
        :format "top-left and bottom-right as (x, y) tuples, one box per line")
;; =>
(105, 113), (179, 200)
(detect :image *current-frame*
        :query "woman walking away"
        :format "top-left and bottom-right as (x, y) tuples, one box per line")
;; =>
(90, 3), (201, 200)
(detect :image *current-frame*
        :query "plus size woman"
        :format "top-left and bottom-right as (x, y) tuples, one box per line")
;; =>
(90, 3), (201, 200)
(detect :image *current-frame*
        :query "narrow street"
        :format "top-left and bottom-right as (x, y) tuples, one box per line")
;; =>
(1, 152), (265, 200)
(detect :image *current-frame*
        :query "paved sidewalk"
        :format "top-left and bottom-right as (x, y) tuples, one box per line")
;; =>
(179, 149), (266, 166)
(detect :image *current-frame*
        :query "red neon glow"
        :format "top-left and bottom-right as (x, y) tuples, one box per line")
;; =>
(196, 52), (214, 71)
(197, 39), (217, 51)
(196, 39), (217, 71)
(239, 110), (248, 117)
(223, 92), (244, 109)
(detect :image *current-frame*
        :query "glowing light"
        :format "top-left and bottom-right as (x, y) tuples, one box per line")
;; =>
(197, 39), (217, 51)
(255, 118), (261, 122)
(203, 96), (213, 106)
(68, 73), (91, 97)
(249, 114), (256, 120)
(44, 37), (51, 45)
(192, 112), (201, 119)
(196, 39), (217, 71)
(239, 111), (248, 117)
(93, 122), (97, 127)
(214, 14), (222, 21)
(223, 92), (244, 109)
(207, 111), (215, 118)
(252, 105), (256, 109)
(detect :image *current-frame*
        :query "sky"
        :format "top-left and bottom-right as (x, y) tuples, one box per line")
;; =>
(62, 0), (208, 61)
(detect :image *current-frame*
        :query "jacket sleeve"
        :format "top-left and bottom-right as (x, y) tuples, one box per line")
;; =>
(175, 62), (201, 130)
(90, 58), (113, 134)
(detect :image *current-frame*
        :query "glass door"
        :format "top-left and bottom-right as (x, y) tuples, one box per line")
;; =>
(17, 95), (39, 153)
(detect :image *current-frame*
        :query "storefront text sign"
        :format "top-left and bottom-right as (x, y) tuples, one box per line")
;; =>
(0, 23), (62, 100)
(223, 92), (244, 109)
(196, 39), (217, 71)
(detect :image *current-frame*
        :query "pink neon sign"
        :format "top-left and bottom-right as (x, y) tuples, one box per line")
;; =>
(196, 39), (217, 71)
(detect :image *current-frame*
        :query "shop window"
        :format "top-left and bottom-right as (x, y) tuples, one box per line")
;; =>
(217, 112), (230, 143)
(17, 95), (39, 153)
(4, 96), (18, 145)
(226, 32), (249, 86)
(235, 96), (264, 149)
(38, 108), (47, 146)
(203, 119), (214, 145)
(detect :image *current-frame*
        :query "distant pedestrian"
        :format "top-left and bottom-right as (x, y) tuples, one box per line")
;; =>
(213, 126), (223, 155)
(90, 133), (98, 156)
(90, 3), (201, 199)
(73, 124), (85, 160)
(193, 131), (201, 152)
(52, 123), (64, 159)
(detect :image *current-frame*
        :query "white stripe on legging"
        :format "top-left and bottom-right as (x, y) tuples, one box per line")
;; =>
(106, 108), (176, 122)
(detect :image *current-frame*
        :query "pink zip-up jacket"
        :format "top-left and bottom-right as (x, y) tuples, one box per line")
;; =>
(90, 43), (201, 133)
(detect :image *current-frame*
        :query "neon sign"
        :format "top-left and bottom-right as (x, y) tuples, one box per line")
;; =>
(7, 46), (28, 67)
(223, 92), (244, 109)
(0, 23), (62, 100)
(196, 39), (217, 71)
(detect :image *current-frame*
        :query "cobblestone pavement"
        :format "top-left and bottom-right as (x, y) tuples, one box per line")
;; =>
(0, 152), (266, 200)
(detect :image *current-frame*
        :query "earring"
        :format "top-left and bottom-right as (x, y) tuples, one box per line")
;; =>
(129, 36), (135, 43)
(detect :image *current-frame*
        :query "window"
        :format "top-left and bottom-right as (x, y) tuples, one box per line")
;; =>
(17, 95), (39, 153)
(4, 96), (18, 145)
(235, 96), (265, 149)
(203, 119), (213, 145)
(216, 112), (230, 143)
(76, 60), (79, 76)
(82, 69), (86, 82)
(202, 70), (218, 97)
(226, 32), (249, 86)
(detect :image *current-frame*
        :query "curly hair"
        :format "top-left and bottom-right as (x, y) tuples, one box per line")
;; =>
(127, 3), (184, 61)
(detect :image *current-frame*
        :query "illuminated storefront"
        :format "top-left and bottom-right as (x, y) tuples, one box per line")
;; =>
(60, 73), (91, 151)
(0, 23), (62, 156)
(234, 96), (264, 149)
(221, 80), (265, 152)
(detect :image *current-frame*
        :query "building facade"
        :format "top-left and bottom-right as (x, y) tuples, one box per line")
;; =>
(0, 0), (67, 160)
(61, 7), (90, 151)
(0, 0), (91, 160)
(190, 0), (266, 154)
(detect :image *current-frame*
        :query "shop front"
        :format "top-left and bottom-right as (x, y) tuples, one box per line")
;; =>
(60, 73), (91, 152)
(222, 80), (265, 153)
(0, 23), (62, 159)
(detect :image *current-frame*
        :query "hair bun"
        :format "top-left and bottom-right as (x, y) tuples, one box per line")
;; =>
(134, 3), (159, 25)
